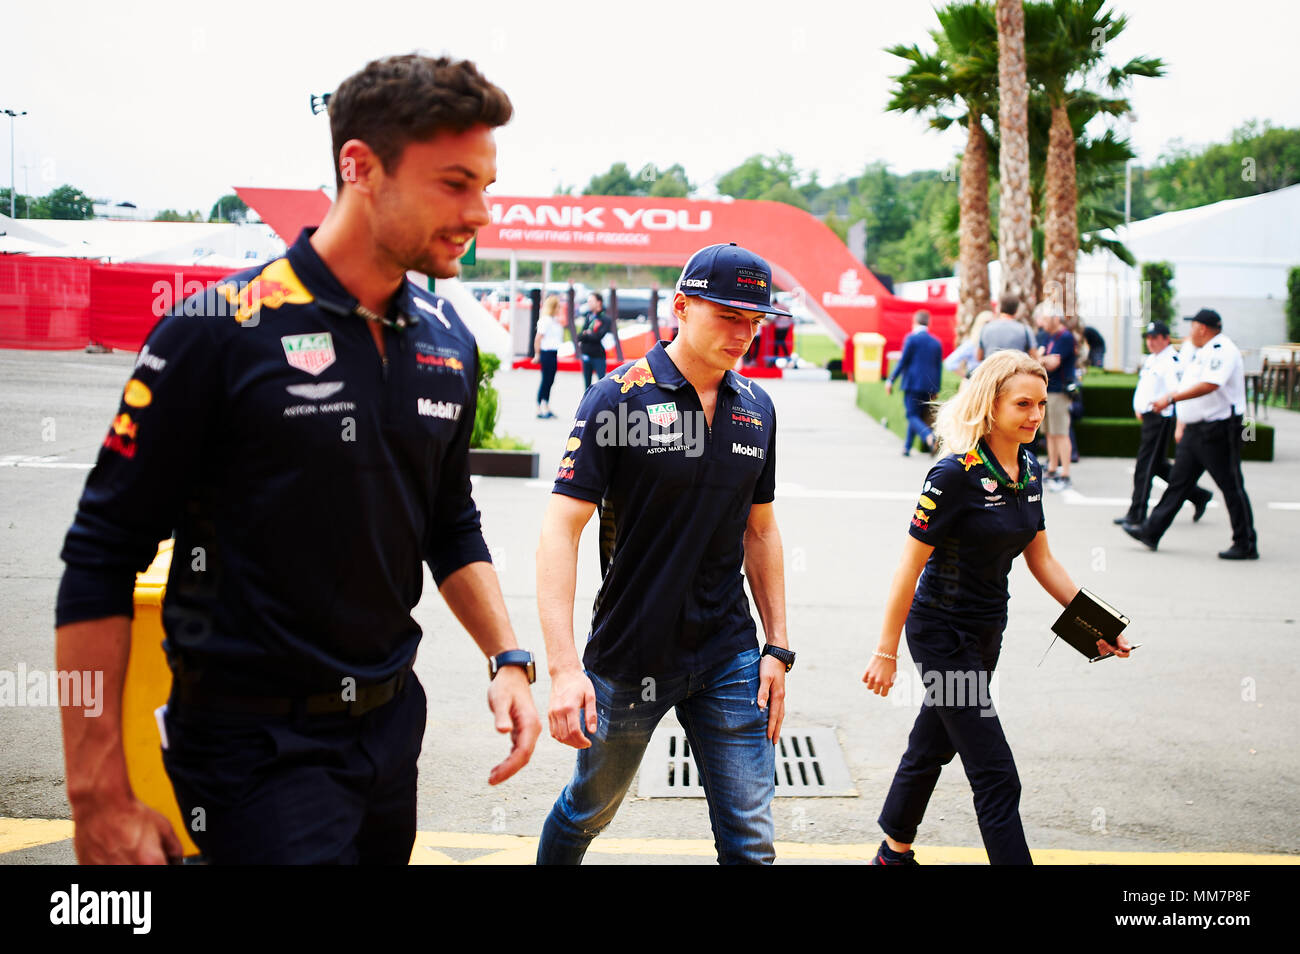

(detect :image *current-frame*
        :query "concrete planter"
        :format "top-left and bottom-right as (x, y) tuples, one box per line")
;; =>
(468, 448), (540, 478)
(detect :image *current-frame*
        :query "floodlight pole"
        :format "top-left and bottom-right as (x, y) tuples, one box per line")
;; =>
(2, 109), (27, 218)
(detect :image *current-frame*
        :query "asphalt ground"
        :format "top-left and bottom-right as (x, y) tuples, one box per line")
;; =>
(1, 347), (1297, 865)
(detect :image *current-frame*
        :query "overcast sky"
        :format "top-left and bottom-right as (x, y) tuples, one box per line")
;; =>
(4, 0), (1298, 212)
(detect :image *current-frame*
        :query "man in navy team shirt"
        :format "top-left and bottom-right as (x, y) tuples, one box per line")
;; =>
(535, 242), (795, 865)
(1037, 305), (1076, 490)
(886, 309), (944, 456)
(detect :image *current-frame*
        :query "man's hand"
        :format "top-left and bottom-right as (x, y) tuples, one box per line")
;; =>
(757, 655), (787, 744)
(72, 796), (184, 865)
(884, 380), (893, 395)
(486, 667), (541, 785)
(548, 666), (598, 749)
(1151, 394), (1172, 414)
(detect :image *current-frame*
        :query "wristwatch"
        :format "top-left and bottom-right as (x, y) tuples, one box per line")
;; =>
(761, 644), (796, 673)
(488, 650), (536, 684)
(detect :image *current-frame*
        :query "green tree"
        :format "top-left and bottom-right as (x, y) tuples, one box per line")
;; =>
(584, 162), (643, 196)
(647, 163), (694, 198)
(1145, 122), (1300, 213)
(716, 152), (805, 201)
(0, 188), (38, 217)
(209, 193), (250, 223)
(45, 184), (95, 220)
(154, 209), (204, 222)
(1287, 266), (1300, 343)
(886, 0), (998, 333)
(1140, 261), (1175, 328)
(1024, 0), (1163, 309)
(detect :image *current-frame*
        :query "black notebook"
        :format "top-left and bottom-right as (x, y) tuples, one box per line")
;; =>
(1050, 588), (1131, 661)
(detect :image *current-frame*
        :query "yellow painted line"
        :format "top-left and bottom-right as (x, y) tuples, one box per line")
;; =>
(407, 831), (1300, 865)
(0, 818), (75, 854)
(8, 821), (1297, 865)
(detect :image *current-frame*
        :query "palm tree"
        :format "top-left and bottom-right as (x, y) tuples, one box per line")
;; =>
(1026, 0), (1164, 314)
(996, 0), (1035, 322)
(886, 2), (1000, 338)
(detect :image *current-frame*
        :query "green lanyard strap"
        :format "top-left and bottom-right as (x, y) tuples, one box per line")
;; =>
(975, 442), (1033, 492)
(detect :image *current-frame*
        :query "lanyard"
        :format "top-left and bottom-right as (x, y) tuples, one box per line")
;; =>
(975, 442), (1032, 492)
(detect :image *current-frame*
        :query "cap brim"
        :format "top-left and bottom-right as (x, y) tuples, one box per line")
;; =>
(689, 292), (791, 317)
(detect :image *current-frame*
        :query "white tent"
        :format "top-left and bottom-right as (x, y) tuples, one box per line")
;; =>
(1079, 183), (1300, 369)
(0, 216), (285, 265)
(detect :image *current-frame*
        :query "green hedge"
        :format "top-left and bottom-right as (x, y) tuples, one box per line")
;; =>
(858, 373), (1274, 461)
(1077, 416), (1273, 461)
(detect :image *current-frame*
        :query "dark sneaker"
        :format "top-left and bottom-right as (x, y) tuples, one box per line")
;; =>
(1113, 516), (1141, 526)
(1123, 523), (1158, 551)
(871, 841), (918, 865)
(1193, 492), (1213, 523)
(1218, 545), (1259, 560)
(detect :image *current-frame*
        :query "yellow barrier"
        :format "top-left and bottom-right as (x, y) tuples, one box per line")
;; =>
(852, 332), (885, 381)
(121, 539), (199, 857)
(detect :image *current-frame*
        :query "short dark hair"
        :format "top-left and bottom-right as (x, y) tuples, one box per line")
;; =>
(999, 293), (1019, 316)
(329, 54), (513, 190)
(914, 309), (931, 327)
(588, 291), (604, 307)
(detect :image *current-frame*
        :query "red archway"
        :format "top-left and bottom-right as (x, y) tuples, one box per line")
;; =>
(236, 188), (955, 375)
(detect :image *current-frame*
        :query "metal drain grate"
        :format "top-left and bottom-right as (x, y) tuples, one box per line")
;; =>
(637, 726), (857, 797)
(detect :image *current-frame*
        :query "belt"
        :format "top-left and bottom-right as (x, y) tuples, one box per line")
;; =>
(171, 663), (412, 718)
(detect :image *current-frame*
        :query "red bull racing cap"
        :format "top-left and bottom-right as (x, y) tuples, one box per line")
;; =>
(676, 243), (790, 317)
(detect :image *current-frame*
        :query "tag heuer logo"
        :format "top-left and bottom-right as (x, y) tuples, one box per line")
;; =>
(981, 477), (998, 493)
(281, 333), (336, 376)
(647, 402), (678, 428)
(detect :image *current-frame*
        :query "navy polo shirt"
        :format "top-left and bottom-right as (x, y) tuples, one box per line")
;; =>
(552, 342), (777, 680)
(1045, 329), (1075, 392)
(57, 229), (490, 694)
(907, 441), (1045, 624)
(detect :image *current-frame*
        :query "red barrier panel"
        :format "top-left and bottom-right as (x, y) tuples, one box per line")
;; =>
(89, 263), (232, 351)
(0, 257), (238, 352)
(0, 256), (92, 349)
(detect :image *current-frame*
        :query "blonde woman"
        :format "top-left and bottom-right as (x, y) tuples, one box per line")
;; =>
(862, 350), (1131, 865)
(535, 294), (564, 418)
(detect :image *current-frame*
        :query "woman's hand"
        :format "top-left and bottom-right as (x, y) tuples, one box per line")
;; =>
(1096, 633), (1133, 660)
(862, 654), (898, 697)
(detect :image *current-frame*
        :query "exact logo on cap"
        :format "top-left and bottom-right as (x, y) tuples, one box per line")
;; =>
(676, 243), (791, 317)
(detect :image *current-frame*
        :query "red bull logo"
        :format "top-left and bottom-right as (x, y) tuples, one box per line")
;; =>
(961, 450), (980, 472)
(103, 413), (139, 459)
(111, 413), (138, 439)
(217, 259), (313, 324)
(612, 359), (655, 395)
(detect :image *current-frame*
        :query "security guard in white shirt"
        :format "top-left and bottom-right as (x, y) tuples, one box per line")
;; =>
(1124, 310), (1258, 559)
(1114, 321), (1212, 529)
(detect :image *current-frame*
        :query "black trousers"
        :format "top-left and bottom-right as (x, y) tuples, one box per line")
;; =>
(580, 351), (606, 391)
(1146, 416), (1256, 549)
(879, 613), (1032, 865)
(163, 677), (427, 864)
(537, 349), (557, 404)
(1126, 413), (1210, 523)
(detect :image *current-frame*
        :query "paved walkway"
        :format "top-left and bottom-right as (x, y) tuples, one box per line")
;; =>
(1, 350), (1297, 863)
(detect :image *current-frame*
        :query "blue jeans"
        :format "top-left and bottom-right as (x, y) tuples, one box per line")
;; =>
(903, 391), (934, 453)
(580, 351), (606, 391)
(537, 648), (775, 865)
